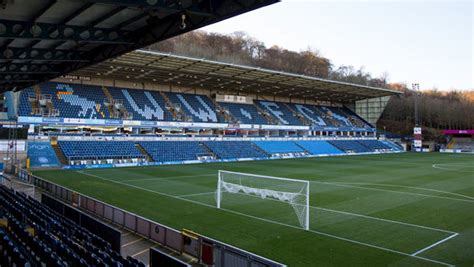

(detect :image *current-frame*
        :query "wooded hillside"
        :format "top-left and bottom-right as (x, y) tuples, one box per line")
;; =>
(148, 31), (474, 135)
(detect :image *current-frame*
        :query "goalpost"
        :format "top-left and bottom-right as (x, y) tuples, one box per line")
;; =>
(217, 170), (310, 230)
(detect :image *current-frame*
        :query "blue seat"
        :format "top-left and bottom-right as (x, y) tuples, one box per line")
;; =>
(256, 100), (301, 125)
(328, 140), (371, 153)
(58, 141), (143, 160)
(203, 141), (267, 159)
(139, 141), (207, 162)
(253, 141), (304, 154)
(357, 140), (392, 150)
(295, 140), (343, 155)
(167, 92), (223, 122)
(219, 102), (267, 124)
(108, 87), (172, 121)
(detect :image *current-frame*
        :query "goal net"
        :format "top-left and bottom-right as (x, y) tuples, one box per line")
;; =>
(217, 170), (310, 230)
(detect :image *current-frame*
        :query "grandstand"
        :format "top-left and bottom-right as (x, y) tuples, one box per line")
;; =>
(442, 130), (474, 153)
(4, 1), (471, 267)
(7, 50), (403, 167)
(14, 79), (403, 166)
(2, 47), (407, 267)
(0, 50), (408, 266)
(0, 44), (470, 267)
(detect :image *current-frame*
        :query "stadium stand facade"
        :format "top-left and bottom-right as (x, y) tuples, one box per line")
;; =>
(24, 139), (400, 166)
(18, 82), (373, 129)
(442, 130), (474, 153)
(12, 80), (404, 168)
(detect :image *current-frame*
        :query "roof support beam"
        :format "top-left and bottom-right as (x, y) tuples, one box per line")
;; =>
(0, 73), (51, 81)
(0, 19), (133, 44)
(85, 0), (185, 9)
(0, 63), (58, 74)
(84, 0), (215, 17)
(0, 47), (88, 62)
(0, 0), (279, 92)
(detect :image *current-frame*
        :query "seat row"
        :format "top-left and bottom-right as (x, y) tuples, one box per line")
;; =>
(18, 82), (371, 128)
(0, 185), (145, 267)
(53, 139), (401, 164)
(58, 141), (144, 161)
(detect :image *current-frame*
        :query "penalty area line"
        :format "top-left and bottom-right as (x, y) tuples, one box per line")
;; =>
(432, 163), (474, 173)
(75, 171), (454, 267)
(411, 233), (459, 256)
(311, 180), (474, 203)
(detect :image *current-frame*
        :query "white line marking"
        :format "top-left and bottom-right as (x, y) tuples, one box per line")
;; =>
(121, 173), (214, 183)
(181, 191), (455, 234)
(311, 181), (474, 203)
(177, 191), (216, 198)
(96, 171), (474, 203)
(328, 182), (474, 201)
(121, 237), (144, 248)
(411, 233), (459, 256)
(77, 171), (454, 267)
(121, 232), (133, 237)
(314, 206), (455, 234)
(131, 248), (150, 257)
(432, 163), (474, 173)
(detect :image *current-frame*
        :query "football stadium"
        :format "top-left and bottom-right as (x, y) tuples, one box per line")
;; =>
(0, 1), (473, 267)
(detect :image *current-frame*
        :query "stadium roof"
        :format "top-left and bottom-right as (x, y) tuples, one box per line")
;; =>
(0, 0), (278, 92)
(72, 50), (402, 102)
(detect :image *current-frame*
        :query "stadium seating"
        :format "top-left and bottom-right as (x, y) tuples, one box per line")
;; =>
(295, 140), (344, 155)
(58, 141), (144, 161)
(253, 141), (305, 154)
(219, 102), (267, 124)
(381, 140), (403, 151)
(357, 139), (392, 150)
(449, 137), (474, 151)
(44, 82), (110, 119)
(18, 82), (375, 130)
(139, 141), (208, 162)
(203, 141), (268, 159)
(328, 140), (372, 153)
(256, 100), (301, 125)
(51, 138), (400, 165)
(319, 106), (353, 127)
(108, 87), (173, 121)
(166, 92), (222, 123)
(289, 104), (328, 126)
(0, 185), (144, 267)
(18, 87), (35, 116)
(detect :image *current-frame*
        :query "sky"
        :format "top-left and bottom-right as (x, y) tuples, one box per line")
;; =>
(202, 0), (473, 91)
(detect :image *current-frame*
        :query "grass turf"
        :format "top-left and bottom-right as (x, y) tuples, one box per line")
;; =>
(34, 153), (474, 266)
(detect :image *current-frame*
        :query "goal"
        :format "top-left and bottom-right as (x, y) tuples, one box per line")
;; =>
(217, 170), (310, 230)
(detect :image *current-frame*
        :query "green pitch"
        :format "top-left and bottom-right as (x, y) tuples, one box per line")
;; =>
(34, 153), (473, 266)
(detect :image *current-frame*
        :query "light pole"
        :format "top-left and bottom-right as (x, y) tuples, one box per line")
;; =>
(412, 83), (420, 126)
(412, 83), (422, 151)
